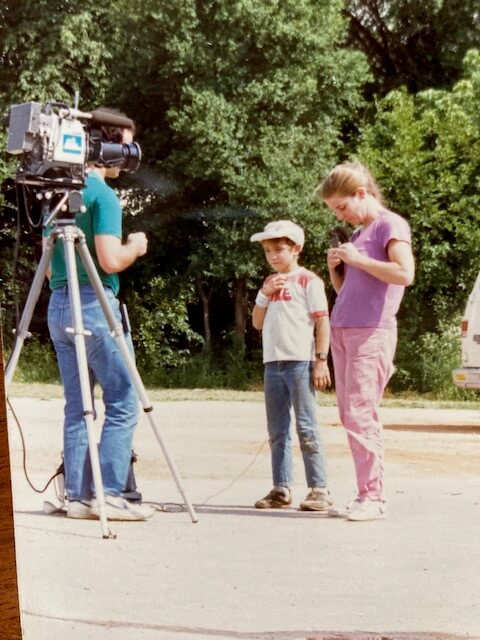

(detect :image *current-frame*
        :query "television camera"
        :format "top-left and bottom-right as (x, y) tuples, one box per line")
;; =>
(4, 100), (141, 223)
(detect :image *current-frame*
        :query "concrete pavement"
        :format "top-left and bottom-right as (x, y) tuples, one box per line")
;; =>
(6, 396), (480, 640)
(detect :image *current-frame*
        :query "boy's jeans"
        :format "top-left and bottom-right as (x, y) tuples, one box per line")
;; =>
(48, 285), (139, 501)
(264, 361), (327, 488)
(331, 326), (397, 502)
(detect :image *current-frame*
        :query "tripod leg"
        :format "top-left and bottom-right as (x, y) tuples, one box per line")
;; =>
(61, 229), (114, 538)
(75, 235), (198, 523)
(5, 235), (55, 391)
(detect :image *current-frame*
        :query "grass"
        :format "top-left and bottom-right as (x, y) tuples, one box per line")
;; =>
(7, 381), (480, 409)
(7, 381), (265, 403)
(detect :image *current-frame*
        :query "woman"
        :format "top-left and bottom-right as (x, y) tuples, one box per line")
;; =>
(317, 161), (415, 521)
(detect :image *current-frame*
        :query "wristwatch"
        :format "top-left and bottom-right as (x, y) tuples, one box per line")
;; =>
(315, 352), (328, 361)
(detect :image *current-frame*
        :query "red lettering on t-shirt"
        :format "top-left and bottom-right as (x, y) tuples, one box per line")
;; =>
(271, 288), (292, 302)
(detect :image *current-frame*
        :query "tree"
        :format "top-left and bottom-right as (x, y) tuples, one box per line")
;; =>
(344, 0), (480, 96)
(106, 0), (370, 350)
(355, 49), (480, 390)
(0, 0), (120, 353)
(183, 210), (262, 346)
(0, 0), (115, 110)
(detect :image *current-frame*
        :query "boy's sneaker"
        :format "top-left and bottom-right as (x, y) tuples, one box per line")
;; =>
(299, 488), (332, 512)
(255, 486), (292, 509)
(347, 499), (386, 522)
(66, 500), (95, 519)
(90, 496), (155, 521)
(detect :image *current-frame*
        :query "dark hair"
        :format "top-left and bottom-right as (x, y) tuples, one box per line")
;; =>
(95, 107), (135, 142)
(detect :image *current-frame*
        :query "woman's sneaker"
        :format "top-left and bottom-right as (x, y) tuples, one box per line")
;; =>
(255, 486), (292, 509)
(347, 499), (386, 521)
(327, 497), (361, 518)
(299, 488), (332, 512)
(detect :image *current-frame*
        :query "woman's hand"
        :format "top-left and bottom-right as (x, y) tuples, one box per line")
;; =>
(333, 242), (361, 266)
(327, 248), (342, 271)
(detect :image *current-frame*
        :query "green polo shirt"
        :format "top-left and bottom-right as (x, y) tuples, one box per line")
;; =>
(44, 171), (122, 295)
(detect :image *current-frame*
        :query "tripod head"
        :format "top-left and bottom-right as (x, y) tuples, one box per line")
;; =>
(39, 185), (85, 229)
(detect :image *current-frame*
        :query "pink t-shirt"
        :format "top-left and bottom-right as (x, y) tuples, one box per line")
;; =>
(331, 210), (411, 329)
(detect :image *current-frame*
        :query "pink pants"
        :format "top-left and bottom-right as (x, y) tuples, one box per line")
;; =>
(331, 326), (397, 502)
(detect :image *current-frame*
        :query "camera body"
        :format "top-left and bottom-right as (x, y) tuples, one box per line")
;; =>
(6, 101), (141, 188)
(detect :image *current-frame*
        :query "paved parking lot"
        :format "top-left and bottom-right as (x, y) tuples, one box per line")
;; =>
(6, 395), (480, 640)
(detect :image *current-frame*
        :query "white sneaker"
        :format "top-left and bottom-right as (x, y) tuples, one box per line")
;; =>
(347, 499), (386, 521)
(328, 497), (360, 518)
(66, 500), (95, 519)
(90, 496), (155, 521)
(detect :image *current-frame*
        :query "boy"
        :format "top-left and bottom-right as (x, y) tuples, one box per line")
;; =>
(250, 220), (332, 511)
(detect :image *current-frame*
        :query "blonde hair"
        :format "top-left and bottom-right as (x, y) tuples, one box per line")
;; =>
(318, 161), (385, 205)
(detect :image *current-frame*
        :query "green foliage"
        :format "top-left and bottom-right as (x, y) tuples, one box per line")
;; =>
(126, 274), (204, 374)
(393, 318), (477, 401)
(0, 0), (123, 360)
(361, 51), (480, 318)
(2, 1), (480, 398)
(344, 0), (480, 95)
(104, 0), (371, 367)
(109, 0), (370, 212)
(142, 338), (264, 389)
(354, 49), (480, 390)
(0, 0), (115, 110)
(0, 225), (44, 352)
(10, 337), (60, 384)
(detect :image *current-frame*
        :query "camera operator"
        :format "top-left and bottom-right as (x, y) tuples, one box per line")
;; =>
(42, 111), (153, 521)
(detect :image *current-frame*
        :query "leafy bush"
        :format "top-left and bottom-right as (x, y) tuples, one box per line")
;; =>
(141, 341), (264, 390)
(11, 337), (60, 384)
(126, 275), (204, 374)
(393, 317), (477, 400)
(355, 51), (480, 396)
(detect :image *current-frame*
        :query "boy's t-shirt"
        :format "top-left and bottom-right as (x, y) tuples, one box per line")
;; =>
(261, 266), (329, 363)
(330, 210), (411, 329)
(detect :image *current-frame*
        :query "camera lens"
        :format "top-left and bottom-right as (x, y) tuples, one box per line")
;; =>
(88, 141), (141, 173)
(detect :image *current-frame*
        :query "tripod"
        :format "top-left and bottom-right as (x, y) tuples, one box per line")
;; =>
(5, 188), (198, 538)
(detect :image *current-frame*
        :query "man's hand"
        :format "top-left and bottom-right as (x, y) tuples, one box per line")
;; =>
(95, 232), (148, 274)
(126, 232), (148, 258)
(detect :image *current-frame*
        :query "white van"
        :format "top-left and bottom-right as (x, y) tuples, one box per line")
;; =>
(452, 271), (480, 388)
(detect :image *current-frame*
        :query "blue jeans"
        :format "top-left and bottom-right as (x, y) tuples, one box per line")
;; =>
(48, 285), (139, 501)
(264, 361), (327, 488)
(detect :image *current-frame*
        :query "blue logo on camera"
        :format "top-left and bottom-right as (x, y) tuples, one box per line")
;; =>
(62, 134), (83, 155)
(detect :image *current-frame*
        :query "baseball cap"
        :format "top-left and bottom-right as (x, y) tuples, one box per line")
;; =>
(250, 220), (305, 246)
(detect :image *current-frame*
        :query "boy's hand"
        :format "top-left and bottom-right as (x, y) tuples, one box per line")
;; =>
(262, 275), (287, 297)
(312, 360), (331, 390)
